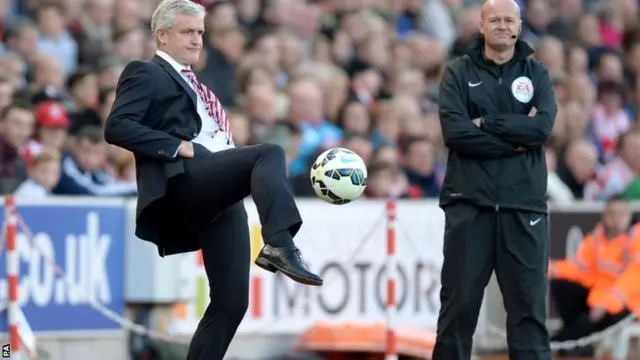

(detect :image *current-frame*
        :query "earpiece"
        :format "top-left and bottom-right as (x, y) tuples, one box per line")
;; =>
(512, 25), (521, 39)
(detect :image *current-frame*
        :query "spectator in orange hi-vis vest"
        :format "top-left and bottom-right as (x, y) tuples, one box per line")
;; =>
(548, 194), (639, 357)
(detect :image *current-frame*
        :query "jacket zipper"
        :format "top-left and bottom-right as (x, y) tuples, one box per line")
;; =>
(495, 66), (504, 212)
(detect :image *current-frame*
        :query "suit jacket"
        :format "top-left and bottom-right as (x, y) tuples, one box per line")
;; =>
(104, 55), (204, 256)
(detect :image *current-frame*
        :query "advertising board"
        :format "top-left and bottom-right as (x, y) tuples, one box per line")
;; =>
(0, 201), (126, 332)
(169, 199), (445, 334)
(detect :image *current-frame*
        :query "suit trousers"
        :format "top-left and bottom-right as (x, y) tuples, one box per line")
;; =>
(168, 143), (302, 239)
(432, 203), (551, 360)
(167, 143), (302, 360)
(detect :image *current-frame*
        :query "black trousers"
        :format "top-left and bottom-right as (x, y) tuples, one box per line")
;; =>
(550, 279), (630, 344)
(168, 143), (303, 360)
(432, 203), (551, 360)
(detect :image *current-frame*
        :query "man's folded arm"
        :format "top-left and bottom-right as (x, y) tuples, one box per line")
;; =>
(481, 67), (557, 148)
(439, 64), (520, 159)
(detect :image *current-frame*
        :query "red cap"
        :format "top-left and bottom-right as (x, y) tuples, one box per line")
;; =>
(35, 101), (70, 128)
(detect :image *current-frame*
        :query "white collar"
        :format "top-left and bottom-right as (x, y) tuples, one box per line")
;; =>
(156, 50), (190, 73)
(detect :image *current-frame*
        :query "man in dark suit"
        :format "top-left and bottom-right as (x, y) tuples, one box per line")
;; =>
(103, 1), (322, 359)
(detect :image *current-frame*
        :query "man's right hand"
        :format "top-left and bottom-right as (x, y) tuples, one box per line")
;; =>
(516, 146), (528, 153)
(178, 141), (194, 158)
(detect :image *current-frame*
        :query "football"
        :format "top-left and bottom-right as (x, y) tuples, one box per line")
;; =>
(310, 147), (368, 205)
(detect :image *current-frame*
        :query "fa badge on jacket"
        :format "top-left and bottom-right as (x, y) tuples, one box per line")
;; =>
(512, 76), (534, 103)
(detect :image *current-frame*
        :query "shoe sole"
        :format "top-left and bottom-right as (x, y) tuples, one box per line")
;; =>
(255, 258), (323, 286)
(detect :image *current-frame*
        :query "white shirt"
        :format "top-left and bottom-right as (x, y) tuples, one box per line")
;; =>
(156, 51), (233, 154)
(14, 179), (49, 198)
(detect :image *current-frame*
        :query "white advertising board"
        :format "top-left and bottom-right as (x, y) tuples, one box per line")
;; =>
(169, 199), (445, 335)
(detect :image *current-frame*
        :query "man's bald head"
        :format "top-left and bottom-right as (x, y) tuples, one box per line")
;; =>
(479, 0), (522, 53)
(481, 0), (521, 20)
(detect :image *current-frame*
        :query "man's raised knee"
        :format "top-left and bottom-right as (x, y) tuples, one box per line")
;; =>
(260, 143), (286, 160)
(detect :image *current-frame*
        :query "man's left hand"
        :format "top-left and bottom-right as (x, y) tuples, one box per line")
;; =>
(472, 118), (482, 127)
(589, 307), (607, 322)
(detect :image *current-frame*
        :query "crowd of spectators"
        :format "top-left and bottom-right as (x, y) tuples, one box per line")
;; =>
(0, 0), (639, 201)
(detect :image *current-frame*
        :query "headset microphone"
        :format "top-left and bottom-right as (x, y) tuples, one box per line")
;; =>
(511, 34), (518, 39)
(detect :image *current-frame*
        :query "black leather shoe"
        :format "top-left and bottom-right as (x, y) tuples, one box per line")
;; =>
(254, 245), (323, 286)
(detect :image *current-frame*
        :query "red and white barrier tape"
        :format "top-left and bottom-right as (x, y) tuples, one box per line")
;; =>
(4, 196), (40, 360)
(5, 196), (21, 359)
(385, 201), (398, 360)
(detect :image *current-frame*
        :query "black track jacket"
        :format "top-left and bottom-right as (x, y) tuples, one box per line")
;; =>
(438, 37), (557, 213)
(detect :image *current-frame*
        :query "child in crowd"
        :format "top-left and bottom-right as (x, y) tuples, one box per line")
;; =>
(14, 148), (61, 197)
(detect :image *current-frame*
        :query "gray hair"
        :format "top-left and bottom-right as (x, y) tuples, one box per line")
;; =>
(150, 0), (206, 34)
